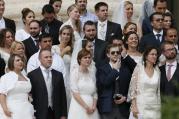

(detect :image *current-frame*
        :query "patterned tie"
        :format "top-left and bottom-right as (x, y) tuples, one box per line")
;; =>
(167, 64), (173, 81)
(156, 34), (161, 42)
(99, 23), (105, 40)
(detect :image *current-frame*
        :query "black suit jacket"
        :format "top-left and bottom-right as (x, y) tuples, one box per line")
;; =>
(23, 37), (39, 60)
(41, 19), (63, 45)
(160, 63), (179, 97)
(0, 56), (5, 77)
(4, 17), (16, 33)
(28, 67), (67, 119)
(142, 17), (152, 36)
(96, 21), (123, 42)
(96, 56), (136, 118)
(139, 32), (165, 53)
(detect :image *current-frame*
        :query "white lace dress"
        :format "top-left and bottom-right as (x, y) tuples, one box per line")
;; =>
(0, 72), (34, 119)
(128, 64), (161, 119)
(68, 66), (99, 119)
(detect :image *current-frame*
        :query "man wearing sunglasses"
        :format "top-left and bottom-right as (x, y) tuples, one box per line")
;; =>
(96, 44), (136, 119)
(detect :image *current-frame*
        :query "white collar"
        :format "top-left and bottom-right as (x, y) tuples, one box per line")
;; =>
(166, 60), (177, 67)
(40, 65), (52, 71)
(98, 20), (107, 25)
(153, 30), (163, 36)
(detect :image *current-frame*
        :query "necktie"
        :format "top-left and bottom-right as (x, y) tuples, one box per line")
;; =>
(99, 23), (105, 40)
(167, 64), (173, 81)
(45, 69), (50, 81)
(156, 34), (161, 42)
(34, 39), (39, 49)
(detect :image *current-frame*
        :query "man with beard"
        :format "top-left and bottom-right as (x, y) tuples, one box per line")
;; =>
(23, 20), (41, 60)
(75, 0), (98, 28)
(160, 41), (179, 96)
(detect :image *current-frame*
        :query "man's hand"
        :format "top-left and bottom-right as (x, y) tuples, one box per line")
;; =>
(114, 96), (126, 104)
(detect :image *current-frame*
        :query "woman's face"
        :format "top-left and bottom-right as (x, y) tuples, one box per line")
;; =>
(24, 12), (35, 25)
(13, 56), (24, 71)
(52, 1), (62, 14)
(125, 3), (133, 19)
(146, 49), (158, 65)
(60, 29), (71, 45)
(69, 7), (80, 20)
(125, 24), (137, 33)
(163, 16), (172, 29)
(80, 54), (92, 67)
(5, 31), (14, 47)
(13, 43), (25, 56)
(85, 41), (94, 53)
(126, 34), (138, 49)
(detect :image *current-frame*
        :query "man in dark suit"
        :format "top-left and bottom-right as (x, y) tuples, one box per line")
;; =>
(0, 0), (16, 33)
(28, 49), (67, 119)
(139, 12), (165, 53)
(160, 41), (179, 96)
(23, 20), (41, 60)
(41, 4), (63, 45)
(142, 0), (167, 35)
(96, 44), (136, 119)
(94, 2), (122, 42)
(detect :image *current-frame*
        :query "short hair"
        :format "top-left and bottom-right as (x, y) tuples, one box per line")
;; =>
(154, 0), (167, 8)
(142, 46), (159, 67)
(95, 2), (108, 12)
(106, 44), (122, 54)
(0, 28), (15, 47)
(8, 54), (25, 71)
(42, 4), (55, 15)
(39, 33), (52, 42)
(161, 41), (175, 52)
(49, 0), (62, 5)
(123, 22), (137, 35)
(149, 12), (163, 22)
(123, 31), (139, 49)
(164, 27), (178, 37)
(108, 35), (123, 45)
(39, 48), (51, 59)
(21, 8), (35, 24)
(77, 48), (91, 65)
(29, 19), (41, 27)
(75, 0), (87, 4)
(83, 20), (96, 31)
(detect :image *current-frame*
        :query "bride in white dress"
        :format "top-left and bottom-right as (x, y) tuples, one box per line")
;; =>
(68, 49), (99, 119)
(128, 47), (161, 119)
(0, 54), (34, 119)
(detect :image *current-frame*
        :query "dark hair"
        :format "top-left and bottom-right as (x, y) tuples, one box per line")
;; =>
(163, 12), (175, 28)
(77, 48), (91, 65)
(123, 31), (139, 49)
(0, 28), (14, 47)
(75, 0), (87, 4)
(39, 33), (52, 42)
(8, 54), (25, 71)
(142, 46), (159, 67)
(82, 40), (90, 49)
(95, 2), (108, 12)
(29, 19), (41, 27)
(123, 22), (137, 35)
(108, 36), (123, 45)
(106, 44), (122, 54)
(149, 12), (163, 22)
(39, 48), (51, 59)
(161, 41), (176, 52)
(83, 20), (96, 31)
(154, 0), (167, 8)
(21, 8), (35, 24)
(49, 0), (62, 5)
(42, 4), (55, 15)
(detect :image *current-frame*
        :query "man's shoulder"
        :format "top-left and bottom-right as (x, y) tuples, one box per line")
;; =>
(4, 17), (15, 23)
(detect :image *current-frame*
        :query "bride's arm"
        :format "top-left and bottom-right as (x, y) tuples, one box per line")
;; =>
(0, 94), (12, 117)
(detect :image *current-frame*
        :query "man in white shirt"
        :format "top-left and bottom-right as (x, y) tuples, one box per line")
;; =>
(27, 33), (66, 78)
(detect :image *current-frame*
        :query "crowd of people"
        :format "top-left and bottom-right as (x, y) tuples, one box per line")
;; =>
(0, 0), (179, 119)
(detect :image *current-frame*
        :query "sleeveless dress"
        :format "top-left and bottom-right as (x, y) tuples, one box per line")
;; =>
(0, 72), (34, 119)
(128, 64), (161, 119)
(68, 66), (99, 119)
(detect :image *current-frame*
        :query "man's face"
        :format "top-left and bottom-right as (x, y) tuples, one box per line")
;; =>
(0, 0), (5, 17)
(107, 47), (121, 63)
(43, 13), (55, 23)
(151, 14), (163, 31)
(96, 6), (108, 21)
(84, 24), (96, 41)
(76, 0), (87, 11)
(39, 37), (52, 50)
(154, 1), (167, 14)
(163, 44), (177, 60)
(165, 29), (178, 43)
(29, 22), (41, 38)
(39, 50), (52, 69)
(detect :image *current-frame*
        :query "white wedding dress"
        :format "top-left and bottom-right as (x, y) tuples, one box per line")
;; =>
(128, 64), (161, 119)
(0, 73), (34, 119)
(68, 66), (99, 119)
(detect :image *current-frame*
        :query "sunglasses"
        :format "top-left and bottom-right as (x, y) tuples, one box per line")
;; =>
(110, 51), (120, 55)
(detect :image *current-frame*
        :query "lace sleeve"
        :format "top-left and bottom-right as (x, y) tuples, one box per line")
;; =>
(70, 67), (79, 93)
(127, 64), (140, 102)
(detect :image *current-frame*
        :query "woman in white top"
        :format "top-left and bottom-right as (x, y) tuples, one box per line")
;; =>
(15, 8), (35, 41)
(0, 54), (34, 119)
(0, 28), (15, 64)
(123, 31), (142, 64)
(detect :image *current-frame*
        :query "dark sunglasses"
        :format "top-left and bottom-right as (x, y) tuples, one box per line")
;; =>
(110, 51), (120, 55)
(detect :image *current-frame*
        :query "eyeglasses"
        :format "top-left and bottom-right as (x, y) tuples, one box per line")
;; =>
(164, 48), (176, 52)
(110, 51), (120, 55)
(154, 18), (164, 22)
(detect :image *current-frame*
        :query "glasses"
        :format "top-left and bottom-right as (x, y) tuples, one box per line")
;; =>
(164, 48), (176, 52)
(110, 51), (120, 55)
(154, 18), (164, 22)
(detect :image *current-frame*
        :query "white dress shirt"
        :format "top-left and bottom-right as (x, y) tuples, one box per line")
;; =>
(97, 20), (107, 41)
(166, 60), (177, 79)
(153, 30), (163, 42)
(0, 17), (5, 30)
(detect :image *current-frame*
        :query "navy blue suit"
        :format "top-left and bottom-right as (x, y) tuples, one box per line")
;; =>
(142, 17), (152, 36)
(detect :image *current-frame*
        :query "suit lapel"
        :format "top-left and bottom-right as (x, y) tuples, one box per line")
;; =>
(106, 21), (112, 41)
(170, 64), (179, 81)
